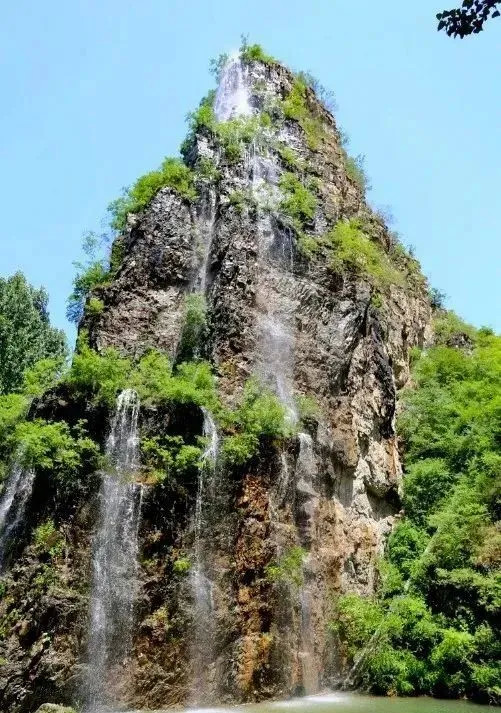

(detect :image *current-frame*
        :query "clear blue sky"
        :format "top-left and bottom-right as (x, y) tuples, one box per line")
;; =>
(1, 0), (500, 344)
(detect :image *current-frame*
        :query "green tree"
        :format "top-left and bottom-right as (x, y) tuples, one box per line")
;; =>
(437, 1), (500, 37)
(0, 272), (66, 394)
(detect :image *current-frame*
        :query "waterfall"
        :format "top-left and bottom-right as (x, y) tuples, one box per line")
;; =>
(299, 586), (318, 694)
(85, 388), (142, 711)
(295, 433), (319, 694)
(214, 53), (252, 122)
(0, 462), (35, 570)
(196, 187), (217, 294)
(190, 407), (219, 704)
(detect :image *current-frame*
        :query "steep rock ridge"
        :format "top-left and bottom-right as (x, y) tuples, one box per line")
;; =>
(0, 49), (431, 712)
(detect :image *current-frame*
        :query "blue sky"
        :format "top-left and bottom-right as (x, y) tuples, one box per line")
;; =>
(1, 0), (500, 343)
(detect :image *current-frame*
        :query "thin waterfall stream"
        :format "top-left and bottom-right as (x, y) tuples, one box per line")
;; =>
(223, 54), (319, 694)
(190, 407), (219, 704)
(85, 388), (143, 711)
(0, 461), (35, 570)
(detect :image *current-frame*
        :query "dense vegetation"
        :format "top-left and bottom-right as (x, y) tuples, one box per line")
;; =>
(0, 273), (66, 394)
(334, 317), (501, 703)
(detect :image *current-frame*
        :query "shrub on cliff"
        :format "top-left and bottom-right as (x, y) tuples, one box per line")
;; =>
(282, 77), (324, 150)
(177, 294), (208, 362)
(328, 219), (404, 289)
(279, 172), (317, 230)
(13, 419), (101, 491)
(108, 157), (197, 232)
(221, 378), (291, 466)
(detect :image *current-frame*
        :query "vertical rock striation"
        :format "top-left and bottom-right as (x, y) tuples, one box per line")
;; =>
(0, 49), (431, 712)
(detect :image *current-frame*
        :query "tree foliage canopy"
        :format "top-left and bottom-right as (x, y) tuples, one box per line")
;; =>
(334, 320), (501, 703)
(437, 0), (500, 37)
(0, 273), (67, 394)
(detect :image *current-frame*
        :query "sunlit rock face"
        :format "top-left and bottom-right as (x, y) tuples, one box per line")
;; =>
(0, 52), (431, 713)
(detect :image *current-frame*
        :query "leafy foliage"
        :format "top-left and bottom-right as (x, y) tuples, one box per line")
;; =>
(295, 71), (337, 113)
(336, 331), (501, 703)
(240, 40), (276, 66)
(266, 546), (306, 587)
(282, 78), (324, 150)
(277, 144), (305, 171)
(141, 435), (203, 484)
(437, 1), (500, 37)
(177, 294), (208, 361)
(221, 379), (291, 466)
(433, 310), (478, 346)
(0, 273), (67, 394)
(65, 340), (132, 406)
(345, 154), (371, 194)
(14, 419), (100, 490)
(33, 519), (64, 558)
(108, 158), (197, 232)
(67, 260), (108, 325)
(279, 172), (317, 230)
(328, 220), (404, 288)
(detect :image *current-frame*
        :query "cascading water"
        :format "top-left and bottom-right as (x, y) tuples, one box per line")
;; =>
(214, 52), (252, 122)
(212, 52), (317, 695)
(190, 407), (219, 704)
(85, 388), (142, 711)
(196, 186), (217, 294)
(295, 433), (319, 694)
(0, 462), (35, 570)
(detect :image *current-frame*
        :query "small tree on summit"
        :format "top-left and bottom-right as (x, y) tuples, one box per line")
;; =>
(437, 0), (500, 37)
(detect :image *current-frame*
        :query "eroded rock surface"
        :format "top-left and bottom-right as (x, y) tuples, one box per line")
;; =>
(0, 53), (431, 712)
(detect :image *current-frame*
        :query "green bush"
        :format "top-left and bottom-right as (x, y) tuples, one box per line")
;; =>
(221, 379), (291, 467)
(345, 153), (371, 193)
(33, 519), (64, 558)
(0, 393), (29, 441)
(173, 556), (191, 575)
(240, 41), (276, 66)
(14, 419), (100, 487)
(266, 546), (305, 587)
(277, 145), (305, 171)
(221, 432), (259, 467)
(297, 234), (320, 258)
(22, 357), (66, 398)
(402, 458), (455, 527)
(433, 310), (477, 346)
(85, 296), (104, 318)
(196, 156), (221, 184)
(233, 378), (291, 439)
(295, 71), (337, 114)
(66, 261), (108, 324)
(327, 219), (404, 288)
(177, 294), (208, 361)
(228, 189), (255, 214)
(217, 115), (269, 163)
(108, 157), (197, 232)
(279, 172), (317, 229)
(335, 330), (501, 702)
(66, 341), (131, 406)
(332, 593), (384, 658)
(141, 434), (203, 483)
(282, 78), (324, 150)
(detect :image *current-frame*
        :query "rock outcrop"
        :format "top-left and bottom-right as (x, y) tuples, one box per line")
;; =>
(0, 50), (431, 712)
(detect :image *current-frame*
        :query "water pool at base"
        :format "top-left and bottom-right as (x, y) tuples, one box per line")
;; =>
(120, 692), (488, 713)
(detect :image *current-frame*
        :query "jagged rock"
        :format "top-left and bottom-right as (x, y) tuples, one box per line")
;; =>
(35, 705), (76, 713)
(0, 51), (432, 712)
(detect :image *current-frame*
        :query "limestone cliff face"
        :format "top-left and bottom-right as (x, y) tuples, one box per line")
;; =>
(0, 54), (431, 712)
